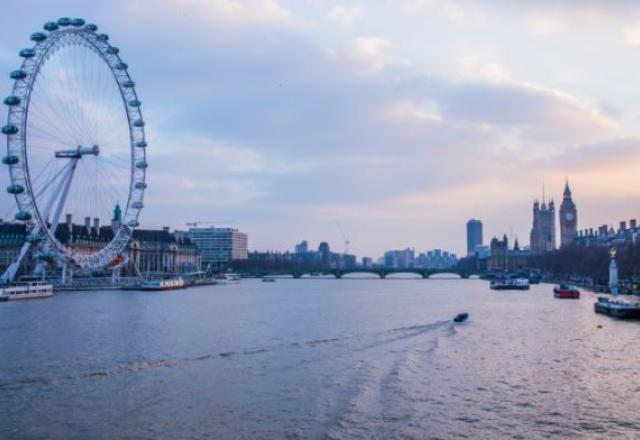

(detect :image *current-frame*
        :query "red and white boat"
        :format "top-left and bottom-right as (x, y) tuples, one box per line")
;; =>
(553, 284), (580, 299)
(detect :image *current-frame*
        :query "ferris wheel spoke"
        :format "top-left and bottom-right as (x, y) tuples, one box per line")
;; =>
(100, 155), (131, 170)
(94, 163), (124, 205)
(32, 77), (84, 144)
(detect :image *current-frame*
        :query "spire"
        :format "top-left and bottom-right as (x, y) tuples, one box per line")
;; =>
(112, 203), (122, 222)
(564, 178), (571, 199)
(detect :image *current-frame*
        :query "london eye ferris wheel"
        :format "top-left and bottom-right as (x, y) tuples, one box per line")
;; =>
(1, 17), (147, 281)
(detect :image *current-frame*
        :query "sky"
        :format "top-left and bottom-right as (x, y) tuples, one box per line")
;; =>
(1, 0), (640, 259)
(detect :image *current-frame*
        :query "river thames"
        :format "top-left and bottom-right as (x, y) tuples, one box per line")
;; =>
(1, 278), (640, 439)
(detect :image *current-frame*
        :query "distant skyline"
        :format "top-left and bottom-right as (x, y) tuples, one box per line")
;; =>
(2, 1), (640, 257)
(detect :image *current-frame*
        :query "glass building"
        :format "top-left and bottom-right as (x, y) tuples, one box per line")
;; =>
(189, 227), (248, 268)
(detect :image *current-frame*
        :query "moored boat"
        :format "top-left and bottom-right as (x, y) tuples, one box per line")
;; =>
(490, 277), (530, 291)
(138, 277), (185, 291)
(594, 297), (640, 319)
(262, 276), (276, 283)
(553, 284), (580, 299)
(0, 280), (53, 301)
(215, 272), (241, 284)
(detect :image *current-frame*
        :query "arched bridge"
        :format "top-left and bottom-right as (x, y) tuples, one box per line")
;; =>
(328, 268), (477, 279)
(245, 268), (481, 279)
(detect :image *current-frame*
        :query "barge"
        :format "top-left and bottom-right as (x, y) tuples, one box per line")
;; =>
(490, 277), (530, 291)
(594, 297), (640, 319)
(123, 277), (186, 291)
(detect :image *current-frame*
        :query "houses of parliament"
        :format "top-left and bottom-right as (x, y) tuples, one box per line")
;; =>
(530, 181), (577, 252)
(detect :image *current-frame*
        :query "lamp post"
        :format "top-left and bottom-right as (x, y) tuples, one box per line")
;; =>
(609, 247), (619, 295)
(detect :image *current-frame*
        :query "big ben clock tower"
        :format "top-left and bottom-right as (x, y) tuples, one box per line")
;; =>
(559, 180), (577, 247)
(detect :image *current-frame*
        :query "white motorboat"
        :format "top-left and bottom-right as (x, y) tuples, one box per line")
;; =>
(215, 273), (241, 284)
(0, 281), (53, 301)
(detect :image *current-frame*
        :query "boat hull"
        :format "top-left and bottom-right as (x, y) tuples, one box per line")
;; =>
(490, 277), (530, 291)
(491, 285), (530, 291)
(453, 313), (469, 323)
(124, 277), (186, 291)
(554, 290), (580, 299)
(594, 298), (640, 319)
(138, 285), (186, 291)
(0, 284), (53, 300)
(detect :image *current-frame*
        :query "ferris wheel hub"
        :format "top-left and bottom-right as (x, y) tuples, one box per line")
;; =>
(54, 144), (100, 159)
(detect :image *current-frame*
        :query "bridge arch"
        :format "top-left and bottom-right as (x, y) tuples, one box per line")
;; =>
(339, 271), (383, 279)
(428, 272), (463, 279)
(385, 272), (425, 279)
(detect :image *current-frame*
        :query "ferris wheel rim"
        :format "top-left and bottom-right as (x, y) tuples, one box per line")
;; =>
(2, 18), (147, 271)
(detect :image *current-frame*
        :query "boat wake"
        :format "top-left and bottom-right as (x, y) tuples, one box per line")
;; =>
(317, 321), (458, 439)
(0, 320), (456, 396)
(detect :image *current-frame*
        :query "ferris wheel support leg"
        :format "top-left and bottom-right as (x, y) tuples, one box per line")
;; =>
(39, 159), (77, 224)
(33, 159), (79, 279)
(11, 158), (76, 281)
(49, 159), (79, 235)
(1, 241), (32, 284)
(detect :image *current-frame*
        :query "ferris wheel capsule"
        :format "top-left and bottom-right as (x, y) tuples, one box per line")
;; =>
(4, 96), (20, 106)
(2, 124), (18, 135)
(2, 155), (18, 165)
(10, 70), (27, 80)
(7, 184), (24, 194)
(15, 211), (32, 221)
(44, 22), (59, 31)
(19, 48), (35, 58)
(30, 32), (47, 42)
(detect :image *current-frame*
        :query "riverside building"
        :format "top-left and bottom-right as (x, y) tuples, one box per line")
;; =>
(0, 212), (201, 277)
(488, 235), (528, 273)
(188, 227), (248, 269)
(466, 219), (483, 256)
(530, 197), (556, 253)
(384, 248), (415, 268)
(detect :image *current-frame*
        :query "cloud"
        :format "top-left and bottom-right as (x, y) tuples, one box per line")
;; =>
(334, 37), (396, 74)
(438, 81), (617, 144)
(0, 0), (638, 256)
(399, 0), (486, 24)
(527, 14), (570, 36)
(623, 26), (640, 46)
(328, 5), (363, 26)
(453, 57), (510, 83)
(124, 0), (294, 29)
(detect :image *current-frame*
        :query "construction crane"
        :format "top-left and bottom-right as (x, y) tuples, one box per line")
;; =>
(336, 222), (351, 255)
(186, 220), (236, 228)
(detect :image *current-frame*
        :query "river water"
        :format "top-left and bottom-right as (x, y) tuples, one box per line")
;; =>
(1, 278), (640, 439)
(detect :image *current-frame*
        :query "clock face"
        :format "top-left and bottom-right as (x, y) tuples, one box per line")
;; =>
(565, 212), (574, 221)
